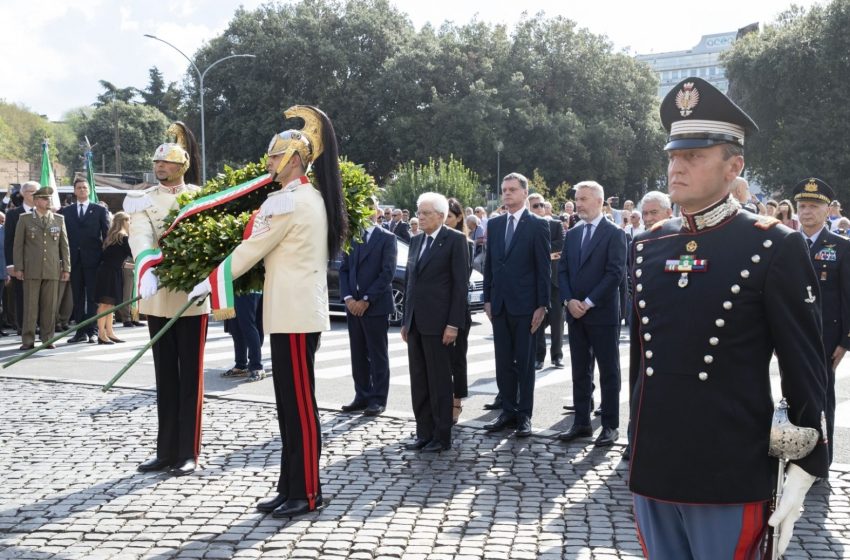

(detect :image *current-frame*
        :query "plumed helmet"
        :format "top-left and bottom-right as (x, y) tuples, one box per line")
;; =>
(152, 122), (198, 183)
(267, 105), (328, 177)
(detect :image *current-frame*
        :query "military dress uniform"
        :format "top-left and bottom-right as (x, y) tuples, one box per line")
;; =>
(629, 77), (829, 559)
(125, 183), (210, 468)
(13, 190), (70, 349)
(794, 177), (850, 466)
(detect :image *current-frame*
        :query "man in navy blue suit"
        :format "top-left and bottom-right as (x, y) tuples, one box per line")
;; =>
(557, 180), (626, 447)
(59, 178), (109, 344)
(482, 172), (551, 438)
(339, 196), (398, 417)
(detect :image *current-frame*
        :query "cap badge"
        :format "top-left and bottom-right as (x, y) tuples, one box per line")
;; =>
(804, 179), (818, 192)
(686, 240), (698, 252)
(675, 82), (700, 117)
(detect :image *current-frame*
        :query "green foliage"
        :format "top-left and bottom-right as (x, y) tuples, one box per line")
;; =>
(0, 102), (77, 179)
(383, 157), (482, 212)
(528, 169), (550, 198)
(69, 101), (170, 173)
(156, 158), (378, 294)
(722, 0), (850, 198)
(139, 67), (182, 121)
(95, 80), (138, 106)
(550, 181), (574, 213)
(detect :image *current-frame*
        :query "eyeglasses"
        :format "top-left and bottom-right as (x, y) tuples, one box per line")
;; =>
(416, 210), (437, 217)
(531, 203), (545, 209)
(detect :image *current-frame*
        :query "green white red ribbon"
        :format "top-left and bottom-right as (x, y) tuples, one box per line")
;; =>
(209, 254), (234, 319)
(133, 248), (164, 298)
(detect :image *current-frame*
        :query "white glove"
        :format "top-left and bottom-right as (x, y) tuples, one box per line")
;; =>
(139, 269), (159, 300)
(188, 278), (211, 301)
(768, 463), (816, 556)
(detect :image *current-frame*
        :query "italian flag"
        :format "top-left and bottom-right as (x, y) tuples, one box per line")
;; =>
(40, 139), (61, 210)
(133, 248), (164, 299)
(161, 173), (273, 238)
(209, 254), (235, 320)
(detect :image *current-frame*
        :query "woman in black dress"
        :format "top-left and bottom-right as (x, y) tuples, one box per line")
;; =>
(95, 211), (132, 344)
(445, 198), (473, 424)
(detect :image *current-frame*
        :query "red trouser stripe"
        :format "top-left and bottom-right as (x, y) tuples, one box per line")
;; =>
(193, 313), (208, 459)
(734, 502), (766, 560)
(297, 333), (318, 503)
(289, 333), (315, 509)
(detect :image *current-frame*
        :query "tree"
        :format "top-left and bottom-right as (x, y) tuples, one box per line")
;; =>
(0, 101), (77, 181)
(723, 0), (850, 198)
(70, 101), (170, 174)
(383, 157), (483, 212)
(139, 67), (182, 120)
(95, 80), (138, 106)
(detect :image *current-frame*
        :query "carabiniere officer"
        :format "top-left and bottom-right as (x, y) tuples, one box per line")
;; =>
(628, 77), (829, 559)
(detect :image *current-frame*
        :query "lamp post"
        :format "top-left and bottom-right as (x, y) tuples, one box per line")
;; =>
(144, 34), (256, 185)
(495, 140), (504, 199)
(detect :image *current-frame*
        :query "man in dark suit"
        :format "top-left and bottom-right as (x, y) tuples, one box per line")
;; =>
(528, 193), (565, 369)
(557, 180), (626, 447)
(401, 192), (468, 452)
(58, 178), (109, 343)
(482, 172), (551, 438)
(339, 197), (398, 417)
(388, 208), (411, 242)
(4, 181), (38, 335)
(795, 177), (849, 466)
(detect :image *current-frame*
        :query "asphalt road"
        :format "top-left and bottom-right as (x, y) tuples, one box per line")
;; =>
(1, 312), (847, 464)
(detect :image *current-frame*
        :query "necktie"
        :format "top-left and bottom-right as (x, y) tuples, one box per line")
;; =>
(79, 204), (84, 219)
(42, 214), (49, 227)
(418, 235), (433, 268)
(505, 215), (515, 248)
(580, 223), (593, 258)
(807, 238), (813, 249)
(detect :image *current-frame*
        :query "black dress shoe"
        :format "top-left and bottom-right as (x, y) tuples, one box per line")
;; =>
(123, 321), (134, 328)
(340, 400), (368, 412)
(563, 398), (594, 412)
(557, 425), (593, 442)
(168, 459), (197, 476)
(362, 404), (385, 416)
(108, 336), (126, 343)
(18, 344), (34, 351)
(67, 332), (88, 344)
(594, 427), (619, 447)
(515, 416), (533, 437)
(0, 330), (7, 337)
(622, 445), (631, 461)
(256, 493), (288, 513)
(534, 360), (544, 370)
(272, 496), (323, 518)
(137, 457), (172, 472)
(552, 358), (564, 368)
(98, 338), (115, 345)
(132, 320), (147, 327)
(404, 438), (430, 450)
(422, 440), (450, 452)
(482, 398), (503, 411)
(593, 406), (603, 417)
(483, 414), (517, 432)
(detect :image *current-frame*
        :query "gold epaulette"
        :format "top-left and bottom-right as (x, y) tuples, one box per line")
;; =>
(754, 216), (780, 230)
(650, 218), (670, 232)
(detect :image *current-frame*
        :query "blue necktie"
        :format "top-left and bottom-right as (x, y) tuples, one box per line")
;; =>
(505, 215), (515, 248)
(580, 223), (593, 259)
(79, 204), (84, 219)
(417, 235), (433, 269)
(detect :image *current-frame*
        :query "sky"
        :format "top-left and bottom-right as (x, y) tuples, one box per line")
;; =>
(0, 0), (824, 121)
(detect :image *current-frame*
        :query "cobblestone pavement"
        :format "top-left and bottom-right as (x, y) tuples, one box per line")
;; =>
(0, 378), (847, 559)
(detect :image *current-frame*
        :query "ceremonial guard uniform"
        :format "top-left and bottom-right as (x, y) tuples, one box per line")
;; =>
(191, 106), (347, 519)
(13, 186), (70, 349)
(126, 122), (209, 477)
(629, 78), (829, 559)
(793, 177), (850, 466)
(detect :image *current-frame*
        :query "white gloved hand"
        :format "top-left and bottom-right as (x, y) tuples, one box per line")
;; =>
(768, 463), (817, 556)
(139, 269), (159, 300)
(188, 278), (211, 301)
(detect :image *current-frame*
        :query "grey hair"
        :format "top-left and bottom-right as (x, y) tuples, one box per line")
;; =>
(21, 181), (40, 193)
(527, 192), (544, 203)
(574, 180), (605, 200)
(465, 214), (480, 227)
(502, 172), (529, 190)
(417, 192), (449, 218)
(640, 190), (672, 211)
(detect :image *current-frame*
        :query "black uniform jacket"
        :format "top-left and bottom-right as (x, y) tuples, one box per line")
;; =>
(628, 198), (829, 504)
(809, 227), (850, 354)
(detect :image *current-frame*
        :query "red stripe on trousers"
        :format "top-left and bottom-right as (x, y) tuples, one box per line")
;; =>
(734, 502), (766, 560)
(633, 502), (650, 559)
(289, 334), (315, 509)
(297, 333), (318, 503)
(193, 313), (208, 459)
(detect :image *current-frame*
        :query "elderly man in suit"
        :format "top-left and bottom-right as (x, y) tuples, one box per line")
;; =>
(339, 196), (398, 417)
(13, 186), (71, 350)
(59, 177), (109, 343)
(388, 208), (411, 242)
(481, 172), (551, 438)
(4, 181), (38, 335)
(401, 192), (468, 452)
(528, 192), (565, 369)
(557, 180), (626, 447)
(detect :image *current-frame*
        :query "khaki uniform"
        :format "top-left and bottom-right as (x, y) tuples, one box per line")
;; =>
(124, 185), (210, 317)
(13, 211), (71, 346)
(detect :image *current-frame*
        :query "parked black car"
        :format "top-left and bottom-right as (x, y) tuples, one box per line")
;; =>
(328, 239), (484, 326)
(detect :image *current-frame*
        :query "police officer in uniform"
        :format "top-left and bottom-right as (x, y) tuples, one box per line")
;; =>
(794, 177), (849, 467)
(125, 122), (210, 477)
(628, 77), (829, 559)
(190, 106), (346, 518)
(12, 186), (70, 350)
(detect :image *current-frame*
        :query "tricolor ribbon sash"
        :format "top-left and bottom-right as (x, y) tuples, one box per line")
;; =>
(209, 255), (235, 320)
(133, 248), (164, 298)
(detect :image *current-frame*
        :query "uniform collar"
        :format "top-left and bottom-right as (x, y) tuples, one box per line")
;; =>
(681, 195), (740, 232)
(158, 183), (186, 195)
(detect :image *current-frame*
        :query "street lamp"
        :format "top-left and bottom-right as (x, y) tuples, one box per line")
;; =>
(144, 34), (256, 185)
(495, 140), (504, 199)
